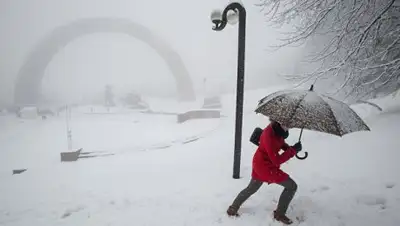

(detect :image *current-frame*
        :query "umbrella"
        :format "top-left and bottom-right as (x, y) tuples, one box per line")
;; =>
(255, 85), (370, 159)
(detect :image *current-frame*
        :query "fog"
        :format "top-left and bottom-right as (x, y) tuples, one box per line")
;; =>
(0, 0), (303, 106)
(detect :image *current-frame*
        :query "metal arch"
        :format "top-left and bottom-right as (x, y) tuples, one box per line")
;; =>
(14, 17), (195, 105)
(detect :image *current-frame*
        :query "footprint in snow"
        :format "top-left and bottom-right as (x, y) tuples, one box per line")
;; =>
(310, 185), (330, 193)
(238, 207), (257, 216)
(61, 205), (85, 219)
(123, 199), (132, 207)
(355, 195), (387, 209)
(385, 183), (395, 189)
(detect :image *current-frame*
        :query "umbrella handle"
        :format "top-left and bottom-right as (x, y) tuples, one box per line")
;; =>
(295, 151), (308, 160)
(296, 128), (307, 160)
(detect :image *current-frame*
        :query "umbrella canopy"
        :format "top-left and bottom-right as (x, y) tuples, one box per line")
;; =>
(255, 88), (370, 137)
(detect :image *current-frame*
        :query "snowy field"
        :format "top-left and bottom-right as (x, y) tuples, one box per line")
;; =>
(1, 87), (400, 226)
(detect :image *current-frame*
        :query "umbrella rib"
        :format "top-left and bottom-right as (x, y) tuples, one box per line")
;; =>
(321, 99), (342, 137)
(286, 93), (307, 127)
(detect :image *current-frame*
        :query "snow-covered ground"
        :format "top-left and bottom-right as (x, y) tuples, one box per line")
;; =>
(0, 87), (399, 226)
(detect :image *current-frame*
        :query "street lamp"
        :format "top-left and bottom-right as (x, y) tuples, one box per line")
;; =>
(210, 1), (246, 179)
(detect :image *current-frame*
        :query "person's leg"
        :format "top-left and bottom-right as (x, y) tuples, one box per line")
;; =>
(276, 177), (298, 214)
(274, 177), (298, 224)
(227, 178), (263, 216)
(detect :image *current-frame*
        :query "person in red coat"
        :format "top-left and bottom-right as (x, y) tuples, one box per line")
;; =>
(226, 120), (302, 225)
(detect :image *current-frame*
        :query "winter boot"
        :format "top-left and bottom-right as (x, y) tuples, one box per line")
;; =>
(226, 206), (240, 217)
(273, 210), (293, 225)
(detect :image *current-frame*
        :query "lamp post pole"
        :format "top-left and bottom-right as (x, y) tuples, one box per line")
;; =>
(211, 2), (246, 179)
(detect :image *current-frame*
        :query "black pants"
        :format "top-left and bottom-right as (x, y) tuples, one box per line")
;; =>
(230, 177), (297, 215)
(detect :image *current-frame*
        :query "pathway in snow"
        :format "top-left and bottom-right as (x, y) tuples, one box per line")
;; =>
(0, 110), (223, 173)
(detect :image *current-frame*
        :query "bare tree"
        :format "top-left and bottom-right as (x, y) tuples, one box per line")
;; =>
(257, 0), (400, 103)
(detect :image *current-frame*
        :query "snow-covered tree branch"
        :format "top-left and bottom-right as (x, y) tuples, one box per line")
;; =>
(257, 0), (400, 103)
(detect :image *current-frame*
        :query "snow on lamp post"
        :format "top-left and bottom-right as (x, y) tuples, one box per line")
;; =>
(211, 1), (246, 179)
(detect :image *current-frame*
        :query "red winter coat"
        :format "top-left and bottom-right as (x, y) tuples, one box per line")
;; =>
(251, 124), (296, 184)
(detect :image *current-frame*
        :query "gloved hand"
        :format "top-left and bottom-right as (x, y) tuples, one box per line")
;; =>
(292, 141), (302, 152)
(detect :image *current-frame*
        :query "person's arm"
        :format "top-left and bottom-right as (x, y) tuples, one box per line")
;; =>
(282, 142), (290, 151)
(259, 131), (296, 167)
(277, 146), (296, 164)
